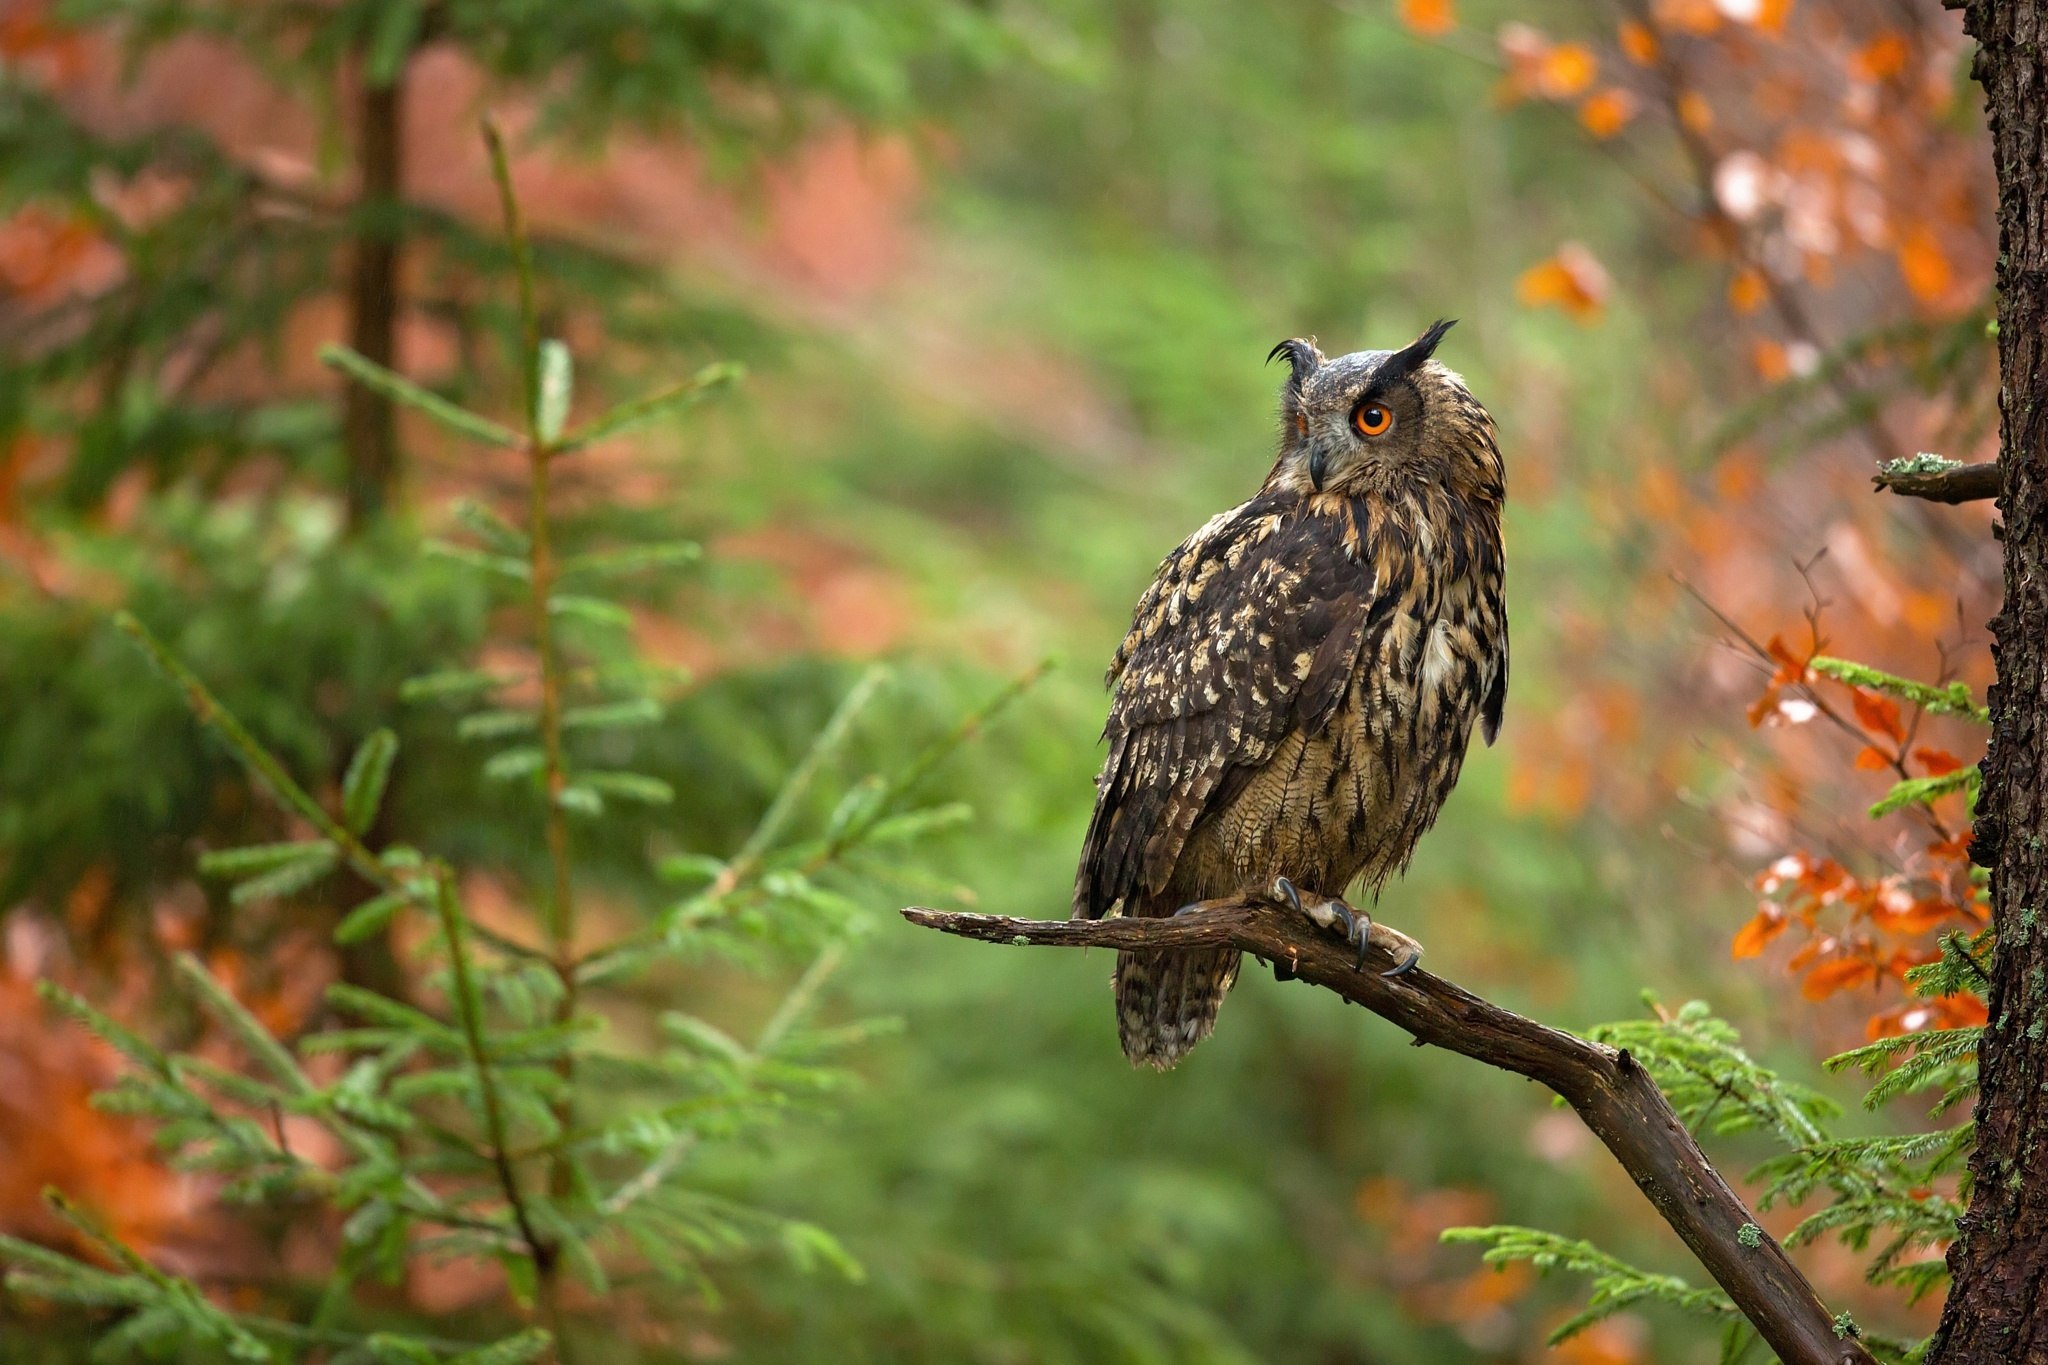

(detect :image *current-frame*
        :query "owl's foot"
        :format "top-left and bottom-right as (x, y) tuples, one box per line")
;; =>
(1269, 877), (1422, 978)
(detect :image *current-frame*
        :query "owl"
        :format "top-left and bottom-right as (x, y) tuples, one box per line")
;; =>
(1073, 321), (1508, 1068)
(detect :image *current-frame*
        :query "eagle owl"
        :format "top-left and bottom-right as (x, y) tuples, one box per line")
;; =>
(1073, 321), (1507, 1068)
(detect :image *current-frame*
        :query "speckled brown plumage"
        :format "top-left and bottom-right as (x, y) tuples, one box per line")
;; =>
(1074, 323), (1507, 1068)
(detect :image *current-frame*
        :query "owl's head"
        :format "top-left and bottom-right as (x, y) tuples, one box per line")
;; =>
(1264, 321), (1501, 505)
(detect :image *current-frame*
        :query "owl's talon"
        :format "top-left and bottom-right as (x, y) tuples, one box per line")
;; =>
(1315, 896), (1373, 971)
(1269, 881), (1424, 976)
(1270, 881), (1378, 972)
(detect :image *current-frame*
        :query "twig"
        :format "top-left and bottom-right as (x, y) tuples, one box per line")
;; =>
(901, 901), (1879, 1365)
(1872, 460), (2001, 504)
(431, 869), (546, 1268)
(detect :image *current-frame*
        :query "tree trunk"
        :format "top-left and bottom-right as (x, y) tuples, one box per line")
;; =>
(341, 64), (406, 526)
(334, 57), (412, 997)
(1926, 1), (2048, 1359)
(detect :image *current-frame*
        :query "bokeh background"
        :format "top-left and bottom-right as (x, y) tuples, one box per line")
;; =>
(0, 0), (2001, 1360)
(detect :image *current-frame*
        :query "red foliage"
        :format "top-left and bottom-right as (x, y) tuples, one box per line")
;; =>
(0, 970), (198, 1259)
(1915, 748), (1965, 776)
(1741, 826), (1983, 1028)
(1852, 690), (1906, 743)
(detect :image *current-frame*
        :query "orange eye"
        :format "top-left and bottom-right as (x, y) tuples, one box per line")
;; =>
(1353, 403), (1393, 437)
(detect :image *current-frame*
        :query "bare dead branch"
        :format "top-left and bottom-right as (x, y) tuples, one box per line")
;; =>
(902, 900), (1877, 1365)
(1873, 460), (2000, 504)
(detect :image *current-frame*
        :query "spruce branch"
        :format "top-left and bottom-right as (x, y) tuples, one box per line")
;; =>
(1443, 1225), (1737, 1344)
(432, 868), (550, 1273)
(1808, 658), (1989, 724)
(576, 660), (1046, 986)
(600, 940), (850, 1218)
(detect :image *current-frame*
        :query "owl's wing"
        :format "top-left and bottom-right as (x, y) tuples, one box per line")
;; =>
(1074, 494), (1380, 920)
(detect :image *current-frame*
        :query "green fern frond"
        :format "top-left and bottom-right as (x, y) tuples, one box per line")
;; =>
(1442, 1226), (1735, 1344)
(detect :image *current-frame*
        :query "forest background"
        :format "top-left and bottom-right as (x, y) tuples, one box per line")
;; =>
(0, 0), (2000, 1360)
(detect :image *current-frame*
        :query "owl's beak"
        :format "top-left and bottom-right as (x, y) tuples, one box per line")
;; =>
(1307, 447), (1329, 492)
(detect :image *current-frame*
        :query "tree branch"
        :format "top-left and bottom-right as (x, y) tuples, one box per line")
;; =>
(1872, 459), (2000, 504)
(901, 900), (1877, 1365)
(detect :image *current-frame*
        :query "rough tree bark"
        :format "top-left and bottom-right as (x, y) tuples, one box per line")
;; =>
(1926, 0), (2048, 1359)
(340, 62), (407, 527)
(904, 902), (1878, 1365)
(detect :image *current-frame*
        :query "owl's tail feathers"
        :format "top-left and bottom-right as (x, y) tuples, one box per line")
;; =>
(1113, 947), (1242, 1069)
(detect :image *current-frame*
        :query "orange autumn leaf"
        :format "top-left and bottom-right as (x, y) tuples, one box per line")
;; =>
(1711, 447), (1762, 499)
(1786, 937), (1825, 974)
(0, 978), (197, 1257)
(1897, 226), (1954, 303)
(1554, 1315), (1649, 1365)
(1915, 747), (1965, 776)
(1437, 1260), (1535, 1319)
(1751, 338), (1789, 381)
(1927, 830), (1974, 864)
(1678, 90), (1714, 133)
(1942, 993), (1990, 1027)
(1515, 242), (1610, 322)
(1883, 947), (1942, 981)
(1618, 20), (1658, 64)
(0, 7), (57, 58)
(1854, 746), (1892, 771)
(0, 205), (103, 300)
(1539, 42), (1598, 98)
(1399, 0), (1456, 36)
(1869, 992), (1990, 1040)
(1872, 896), (1962, 936)
(1857, 32), (1910, 81)
(1578, 88), (1638, 138)
(1732, 904), (1787, 959)
(1748, 641), (1817, 728)
(1764, 633), (1808, 680)
(1752, 0), (1795, 34)
(1798, 857), (1855, 902)
(0, 1), (86, 75)
(1746, 687), (1783, 729)
(1853, 689), (1906, 741)
(1652, 0), (1721, 34)
(1931, 993), (1988, 1028)
(1802, 955), (1879, 1000)
(1727, 268), (1766, 315)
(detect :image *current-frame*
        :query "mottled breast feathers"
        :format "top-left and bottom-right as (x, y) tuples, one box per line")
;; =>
(1076, 491), (1383, 922)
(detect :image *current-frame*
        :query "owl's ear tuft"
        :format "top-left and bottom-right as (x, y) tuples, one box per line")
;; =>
(1265, 337), (1322, 394)
(1383, 319), (1457, 381)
